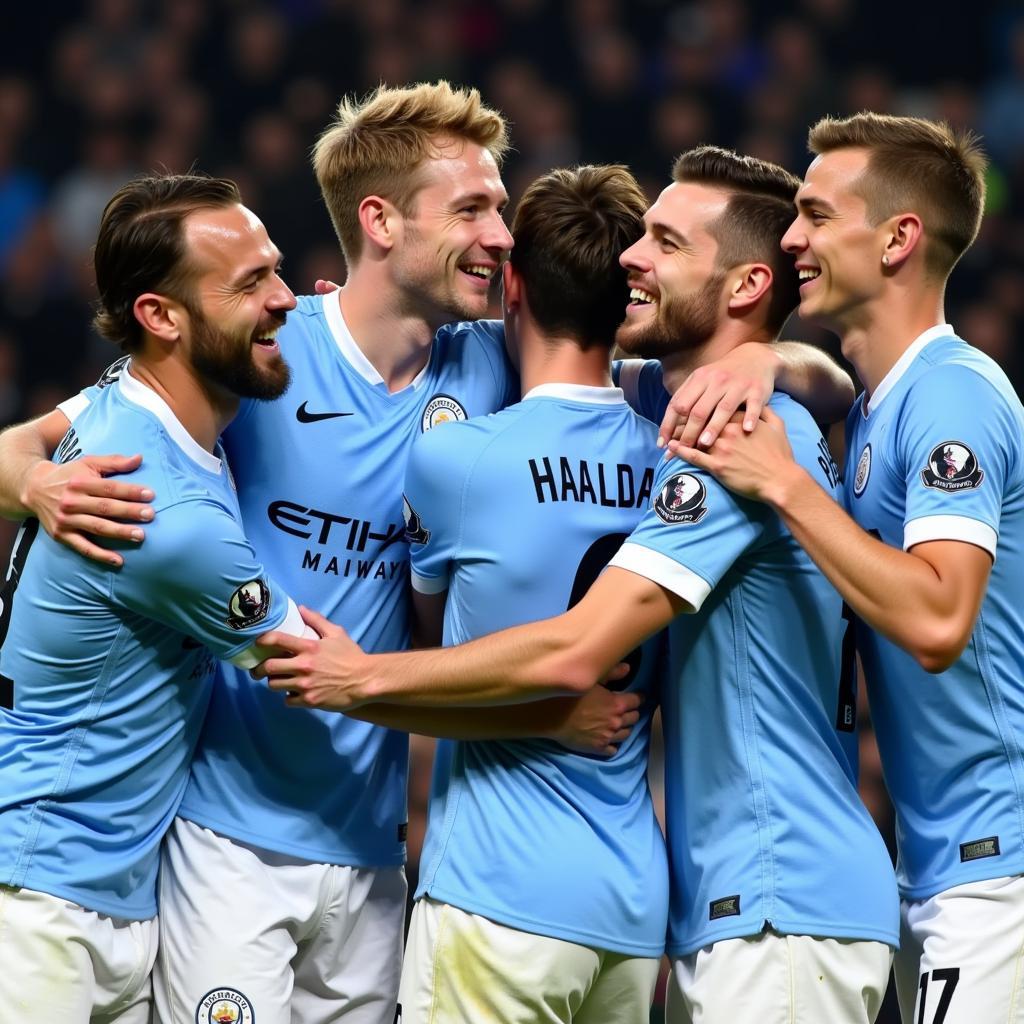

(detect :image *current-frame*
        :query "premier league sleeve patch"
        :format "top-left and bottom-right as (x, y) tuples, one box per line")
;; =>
(402, 495), (431, 545)
(653, 473), (708, 525)
(226, 579), (271, 630)
(920, 441), (984, 492)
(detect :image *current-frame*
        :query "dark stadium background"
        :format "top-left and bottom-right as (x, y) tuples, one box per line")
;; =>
(2, 2), (1022, 1020)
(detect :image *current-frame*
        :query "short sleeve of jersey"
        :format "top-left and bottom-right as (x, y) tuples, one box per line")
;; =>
(110, 497), (299, 666)
(897, 363), (1013, 557)
(613, 359), (668, 425)
(609, 457), (768, 611)
(57, 356), (130, 422)
(404, 426), (474, 595)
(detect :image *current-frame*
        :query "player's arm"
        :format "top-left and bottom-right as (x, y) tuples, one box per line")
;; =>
(659, 340), (854, 450)
(0, 409), (153, 566)
(258, 569), (684, 709)
(410, 589), (445, 650)
(678, 408), (991, 673)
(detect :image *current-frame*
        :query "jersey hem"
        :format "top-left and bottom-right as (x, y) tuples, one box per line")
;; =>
(175, 808), (406, 868)
(667, 917), (899, 957)
(18, 876), (156, 923)
(897, 857), (1024, 901)
(421, 884), (666, 958)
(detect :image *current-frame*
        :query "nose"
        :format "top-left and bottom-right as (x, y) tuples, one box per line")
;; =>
(619, 238), (649, 272)
(269, 274), (297, 313)
(780, 216), (804, 256)
(483, 210), (514, 254)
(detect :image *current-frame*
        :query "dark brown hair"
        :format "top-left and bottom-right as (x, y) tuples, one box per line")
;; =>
(510, 164), (647, 348)
(673, 145), (802, 335)
(807, 112), (987, 278)
(92, 173), (242, 351)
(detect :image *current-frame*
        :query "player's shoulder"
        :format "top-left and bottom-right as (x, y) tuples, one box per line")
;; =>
(766, 390), (822, 439)
(432, 318), (506, 367)
(277, 293), (329, 347)
(915, 337), (1020, 409)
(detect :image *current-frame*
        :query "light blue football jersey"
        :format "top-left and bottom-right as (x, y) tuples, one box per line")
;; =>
(0, 368), (295, 919)
(175, 297), (519, 864)
(610, 392), (899, 956)
(844, 325), (1024, 899)
(406, 383), (668, 956)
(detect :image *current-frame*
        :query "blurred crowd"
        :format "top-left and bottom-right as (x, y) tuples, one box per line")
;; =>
(2, 2), (1022, 1018)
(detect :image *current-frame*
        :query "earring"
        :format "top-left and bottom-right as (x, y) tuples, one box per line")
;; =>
(882, 255), (890, 266)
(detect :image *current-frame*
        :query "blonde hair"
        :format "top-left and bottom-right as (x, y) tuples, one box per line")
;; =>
(808, 112), (987, 279)
(313, 81), (510, 263)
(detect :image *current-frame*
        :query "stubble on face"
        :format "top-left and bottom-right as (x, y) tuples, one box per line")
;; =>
(188, 302), (291, 401)
(616, 269), (725, 361)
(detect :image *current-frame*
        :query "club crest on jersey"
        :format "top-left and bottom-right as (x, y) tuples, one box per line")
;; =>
(421, 393), (466, 432)
(654, 473), (708, 525)
(402, 495), (430, 545)
(195, 987), (254, 1024)
(226, 579), (270, 630)
(921, 441), (984, 492)
(853, 443), (872, 497)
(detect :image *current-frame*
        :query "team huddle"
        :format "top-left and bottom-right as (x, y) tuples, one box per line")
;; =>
(0, 80), (1020, 1024)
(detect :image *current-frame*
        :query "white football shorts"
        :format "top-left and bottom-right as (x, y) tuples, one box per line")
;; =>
(0, 884), (156, 1024)
(894, 873), (1024, 1024)
(154, 817), (407, 1024)
(666, 929), (892, 1024)
(398, 895), (660, 1024)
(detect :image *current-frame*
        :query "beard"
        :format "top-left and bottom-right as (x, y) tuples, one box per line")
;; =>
(189, 305), (291, 401)
(396, 227), (490, 325)
(616, 270), (725, 361)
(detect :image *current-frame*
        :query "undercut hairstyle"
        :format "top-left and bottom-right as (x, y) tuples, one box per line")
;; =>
(672, 146), (801, 336)
(510, 164), (647, 349)
(313, 80), (510, 264)
(808, 112), (988, 279)
(93, 173), (242, 352)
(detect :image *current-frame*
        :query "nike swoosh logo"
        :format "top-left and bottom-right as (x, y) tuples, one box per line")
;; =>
(296, 402), (354, 423)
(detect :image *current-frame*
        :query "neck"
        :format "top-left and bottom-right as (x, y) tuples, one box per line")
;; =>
(337, 263), (443, 393)
(834, 285), (946, 398)
(128, 353), (238, 453)
(517, 321), (613, 396)
(659, 321), (773, 395)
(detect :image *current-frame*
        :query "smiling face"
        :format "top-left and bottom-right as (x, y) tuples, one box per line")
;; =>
(616, 180), (729, 359)
(181, 203), (296, 400)
(392, 138), (512, 325)
(781, 147), (888, 332)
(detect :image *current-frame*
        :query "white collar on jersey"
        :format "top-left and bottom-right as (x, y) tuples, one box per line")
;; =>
(864, 322), (954, 416)
(522, 382), (626, 405)
(117, 361), (223, 474)
(321, 292), (431, 392)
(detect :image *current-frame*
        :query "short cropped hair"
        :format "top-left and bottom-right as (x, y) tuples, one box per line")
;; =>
(807, 112), (987, 279)
(313, 81), (509, 264)
(93, 173), (242, 352)
(510, 165), (647, 349)
(672, 146), (801, 336)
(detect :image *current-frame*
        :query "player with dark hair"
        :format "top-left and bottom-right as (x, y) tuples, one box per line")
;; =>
(260, 147), (899, 1024)
(675, 113), (1024, 1024)
(0, 173), (303, 1023)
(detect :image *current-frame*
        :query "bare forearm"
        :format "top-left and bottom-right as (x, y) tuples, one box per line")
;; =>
(0, 421), (51, 518)
(774, 342), (854, 424)
(347, 697), (574, 739)
(771, 467), (979, 667)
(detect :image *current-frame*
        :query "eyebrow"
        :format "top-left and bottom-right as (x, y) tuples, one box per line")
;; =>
(452, 191), (508, 208)
(647, 219), (689, 247)
(796, 194), (837, 215)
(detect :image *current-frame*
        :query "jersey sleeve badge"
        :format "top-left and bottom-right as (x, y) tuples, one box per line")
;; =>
(921, 441), (984, 492)
(654, 472), (708, 525)
(226, 579), (271, 630)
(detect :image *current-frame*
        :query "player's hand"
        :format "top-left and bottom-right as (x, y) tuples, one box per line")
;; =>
(669, 407), (801, 506)
(23, 454), (153, 568)
(313, 279), (341, 294)
(658, 342), (782, 451)
(258, 606), (374, 711)
(548, 686), (643, 756)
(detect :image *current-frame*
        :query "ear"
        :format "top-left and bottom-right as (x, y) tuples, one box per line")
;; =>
(882, 212), (924, 269)
(501, 260), (521, 310)
(357, 195), (399, 254)
(133, 293), (186, 344)
(726, 263), (773, 314)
